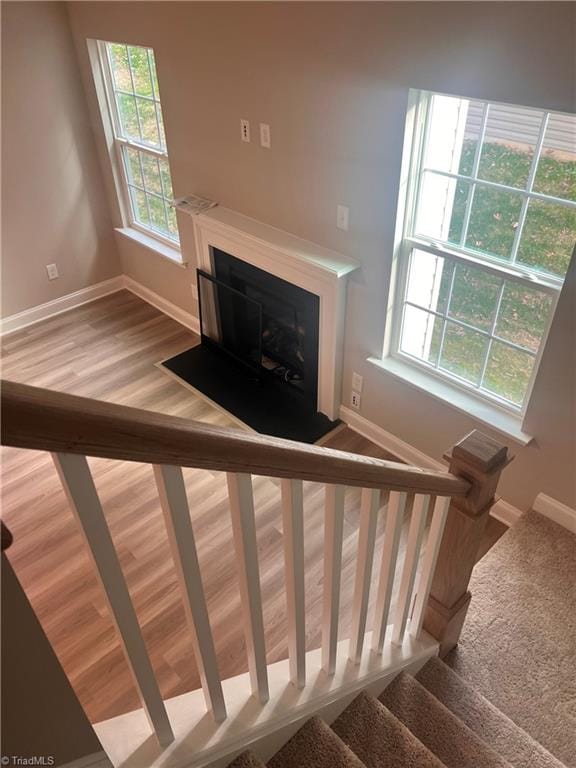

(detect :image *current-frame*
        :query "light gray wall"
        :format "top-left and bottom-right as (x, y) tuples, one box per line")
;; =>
(67, 1), (575, 510)
(1, 1), (121, 318)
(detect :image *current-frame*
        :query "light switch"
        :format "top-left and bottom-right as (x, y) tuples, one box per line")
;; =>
(337, 205), (349, 231)
(260, 123), (271, 148)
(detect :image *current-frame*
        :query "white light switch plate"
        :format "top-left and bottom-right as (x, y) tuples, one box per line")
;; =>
(336, 205), (349, 231)
(46, 263), (59, 280)
(352, 372), (363, 392)
(259, 123), (271, 148)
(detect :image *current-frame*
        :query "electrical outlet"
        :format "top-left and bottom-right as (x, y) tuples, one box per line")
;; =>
(351, 391), (361, 410)
(259, 123), (271, 148)
(336, 204), (349, 231)
(240, 119), (250, 143)
(46, 263), (59, 280)
(352, 372), (363, 392)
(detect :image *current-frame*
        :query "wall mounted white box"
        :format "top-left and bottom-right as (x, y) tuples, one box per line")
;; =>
(260, 123), (271, 148)
(46, 263), (59, 280)
(336, 205), (349, 231)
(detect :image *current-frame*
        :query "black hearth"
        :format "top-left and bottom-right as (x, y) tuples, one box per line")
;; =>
(161, 248), (339, 443)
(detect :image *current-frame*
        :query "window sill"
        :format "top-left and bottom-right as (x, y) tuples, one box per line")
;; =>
(115, 227), (187, 268)
(367, 355), (533, 447)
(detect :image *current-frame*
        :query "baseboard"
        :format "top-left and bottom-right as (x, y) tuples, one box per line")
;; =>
(0, 274), (201, 338)
(123, 275), (200, 335)
(0, 277), (124, 335)
(59, 751), (112, 768)
(490, 498), (523, 527)
(533, 493), (576, 533)
(340, 405), (445, 470)
(339, 406), (523, 527)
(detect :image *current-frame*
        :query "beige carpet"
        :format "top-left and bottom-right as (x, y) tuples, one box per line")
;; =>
(379, 673), (512, 768)
(417, 658), (564, 768)
(447, 510), (576, 767)
(332, 690), (445, 768)
(268, 717), (365, 768)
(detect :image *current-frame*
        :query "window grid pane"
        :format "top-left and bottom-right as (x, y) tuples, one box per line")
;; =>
(417, 97), (576, 280)
(107, 43), (166, 151)
(399, 247), (545, 407)
(122, 145), (178, 243)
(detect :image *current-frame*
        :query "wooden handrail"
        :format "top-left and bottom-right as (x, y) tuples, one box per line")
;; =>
(0, 380), (471, 497)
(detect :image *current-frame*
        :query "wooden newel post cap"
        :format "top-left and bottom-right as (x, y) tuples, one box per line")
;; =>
(444, 430), (512, 517)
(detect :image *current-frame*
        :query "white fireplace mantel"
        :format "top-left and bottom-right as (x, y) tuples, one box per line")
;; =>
(192, 207), (359, 420)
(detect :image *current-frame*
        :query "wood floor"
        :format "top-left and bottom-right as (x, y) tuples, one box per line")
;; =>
(0, 290), (506, 724)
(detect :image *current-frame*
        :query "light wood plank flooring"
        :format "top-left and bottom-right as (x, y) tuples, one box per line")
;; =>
(1, 290), (506, 724)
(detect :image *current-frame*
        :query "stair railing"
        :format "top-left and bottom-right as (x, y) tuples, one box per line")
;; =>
(1, 380), (509, 748)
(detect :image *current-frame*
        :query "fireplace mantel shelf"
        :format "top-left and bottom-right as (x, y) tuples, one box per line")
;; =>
(196, 206), (360, 280)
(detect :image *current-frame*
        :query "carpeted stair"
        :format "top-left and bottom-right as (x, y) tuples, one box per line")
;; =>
(228, 657), (563, 768)
(227, 511), (572, 768)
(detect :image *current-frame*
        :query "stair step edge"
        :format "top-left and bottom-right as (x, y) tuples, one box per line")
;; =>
(416, 658), (567, 768)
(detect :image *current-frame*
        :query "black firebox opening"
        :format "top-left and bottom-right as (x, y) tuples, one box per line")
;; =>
(206, 248), (321, 409)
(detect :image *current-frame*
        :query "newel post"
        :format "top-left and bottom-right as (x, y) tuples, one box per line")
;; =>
(423, 430), (511, 657)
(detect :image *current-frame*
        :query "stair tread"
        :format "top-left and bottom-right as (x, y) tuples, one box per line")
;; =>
(332, 690), (448, 768)
(380, 673), (513, 768)
(267, 716), (366, 768)
(416, 658), (566, 768)
(227, 751), (267, 768)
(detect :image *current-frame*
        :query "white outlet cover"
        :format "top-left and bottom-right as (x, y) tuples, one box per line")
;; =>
(259, 123), (271, 148)
(46, 263), (59, 280)
(336, 204), (349, 231)
(351, 391), (361, 409)
(352, 372), (363, 392)
(240, 119), (250, 143)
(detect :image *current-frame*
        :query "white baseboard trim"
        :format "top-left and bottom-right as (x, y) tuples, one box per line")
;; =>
(123, 275), (200, 335)
(533, 493), (576, 533)
(340, 405), (523, 527)
(59, 750), (112, 768)
(490, 498), (523, 527)
(0, 277), (125, 336)
(340, 406), (445, 471)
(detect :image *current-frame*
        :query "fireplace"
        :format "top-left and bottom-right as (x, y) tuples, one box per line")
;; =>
(161, 206), (358, 442)
(198, 248), (320, 409)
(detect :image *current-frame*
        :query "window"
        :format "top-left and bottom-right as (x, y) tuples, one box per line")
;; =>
(389, 91), (575, 412)
(98, 41), (179, 245)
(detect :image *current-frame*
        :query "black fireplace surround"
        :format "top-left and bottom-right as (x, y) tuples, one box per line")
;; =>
(161, 248), (339, 443)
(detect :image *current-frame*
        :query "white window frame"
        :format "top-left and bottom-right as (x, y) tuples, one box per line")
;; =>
(385, 89), (575, 418)
(95, 40), (180, 252)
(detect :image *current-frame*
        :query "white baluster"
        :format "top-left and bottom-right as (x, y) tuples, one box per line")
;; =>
(392, 494), (430, 645)
(154, 464), (226, 722)
(281, 478), (306, 688)
(410, 496), (450, 638)
(322, 484), (345, 675)
(349, 488), (380, 663)
(52, 453), (173, 747)
(372, 491), (407, 653)
(226, 473), (269, 703)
